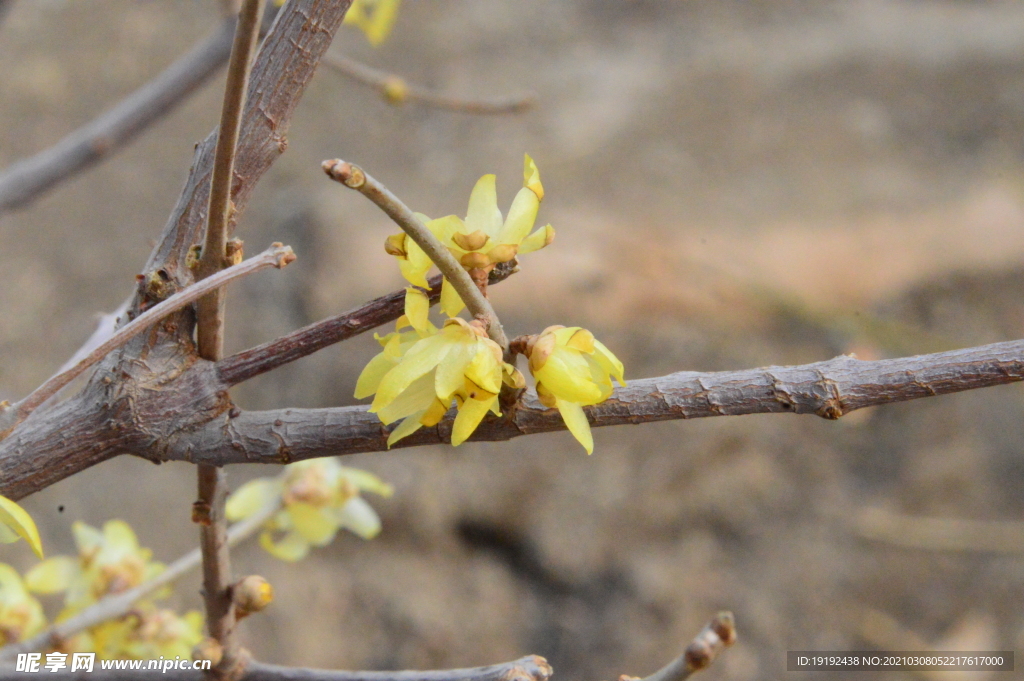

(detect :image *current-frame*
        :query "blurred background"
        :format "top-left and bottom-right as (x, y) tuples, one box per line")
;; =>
(2, 0), (1024, 679)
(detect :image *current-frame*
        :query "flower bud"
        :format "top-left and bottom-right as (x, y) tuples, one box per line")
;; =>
(233, 575), (274, 619)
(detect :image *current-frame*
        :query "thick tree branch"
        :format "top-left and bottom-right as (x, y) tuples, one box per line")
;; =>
(0, 18), (236, 213)
(0, 244), (295, 437)
(163, 339), (1024, 465)
(322, 160), (510, 350)
(0, 498), (281, 660)
(322, 54), (535, 114)
(143, 0), (354, 281)
(0, 656), (552, 681)
(217, 262), (519, 387)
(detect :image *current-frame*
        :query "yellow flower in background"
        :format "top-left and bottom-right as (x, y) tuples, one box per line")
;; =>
(0, 494), (44, 559)
(344, 0), (401, 45)
(67, 606), (203, 661)
(227, 459), (393, 562)
(527, 326), (625, 454)
(357, 317), (522, 447)
(0, 564), (46, 645)
(430, 155), (554, 316)
(26, 521), (165, 611)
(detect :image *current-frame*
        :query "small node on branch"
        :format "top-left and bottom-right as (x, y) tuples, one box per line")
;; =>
(193, 637), (224, 668)
(270, 242), (297, 268)
(225, 238), (245, 267)
(322, 159), (365, 188)
(638, 611), (736, 681)
(192, 500), (214, 526)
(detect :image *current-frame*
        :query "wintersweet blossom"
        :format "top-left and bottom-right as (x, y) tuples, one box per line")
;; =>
(526, 326), (626, 454)
(68, 606), (204, 661)
(0, 564), (46, 645)
(25, 521), (165, 611)
(226, 459), (393, 562)
(357, 317), (523, 446)
(344, 0), (401, 46)
(383, 156), (555, 318)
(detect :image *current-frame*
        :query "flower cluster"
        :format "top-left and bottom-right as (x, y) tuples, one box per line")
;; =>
(361, 155), (624, 454)
(20, 521), (202, 659)
(227, 459), (393, 562)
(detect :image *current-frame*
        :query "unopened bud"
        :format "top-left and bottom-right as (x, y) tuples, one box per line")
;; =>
(193, 638), (223, 667)
(233, 575), (274, 618)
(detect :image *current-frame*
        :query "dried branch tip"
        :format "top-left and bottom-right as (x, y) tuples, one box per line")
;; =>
(270, 242), (297, 268)
(322, 159), (365, 188)
(685, 611), (736, 672)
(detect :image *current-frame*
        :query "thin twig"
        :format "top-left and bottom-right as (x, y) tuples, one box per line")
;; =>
(0, 244), (295, 437)
(853, 507), (1024, 553)
(322, 54), (535, 114)
(0, 499), (281, 660)
(0, 654), (551, 681)
(195, 1), (266, 675)
(638, 612), (736, 681)
(217, 262), (519, 387)
(321, 160), (509, 350)
(0, 18), (237, 213)
(197, 0), (266, 359)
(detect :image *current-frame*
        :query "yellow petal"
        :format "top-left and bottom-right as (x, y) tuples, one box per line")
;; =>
(523, 153), (544, 201)
(336, 497), (382, 539)
(402, 237), (433, 288)
(288, 504), (339, 546)
(376, 371), (438, 425)
(102, 520), (139, 554)
(338, 467), (394, 497)
(533, 350), (605, 405)
(440, 277), (466, 317)
(384, 232), (407, 257)
(71, 521), (103, 556)
(0, 495), (42, 558)
(497, 186), (539, 246)
(404, 287), (430, 333)
(420, 398), (450, 427)
(354, 352), (397, 399)
(24, 556), (77, 594)
(502, 363), (526, 389)
(360, 0), (401, 46)
(434, 338), (475, 400)
(463, 346), (502, 394)
(387, 412), (426, 447)
(518, 224), (555, 255)
(556, 399), (593, 454)
(592, 338), (626, 385)
(259, 530), (309, 562)
(427, 215), (463, 245)
(535, 382), (557, 408)
(465, 174), (502, 236)
(451, 396), (495, 446)
(226, 479), (280, 521)
(371, 336), (449, 411)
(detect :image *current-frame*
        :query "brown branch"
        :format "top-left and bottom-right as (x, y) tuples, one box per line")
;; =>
(0, 244), (295, 437)
(322, 54), (535, 114)
(217, 262), (519, 387)
(0, 498), (281, 660)
(194, 2), (266, 675)
(637, 613), (736, 681)
(0, 655), (551, 681)
(161, 339), (1024, 465)
(0, 18), (237, 213)
(322, 160), (509, 350)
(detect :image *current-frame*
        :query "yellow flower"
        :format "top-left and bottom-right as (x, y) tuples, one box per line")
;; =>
(0, 564), (46, 645)
(430, 155), (554, 316)
(0, 494), (43, 559)
(383, 156), (555, 318)
(527, 326), (625, 454)
(357, 317), (522, 447)
(226, 459), (393, 562)
(25, 521), (165, 612)
(68, 606), (204, 661)
(344, 0), (401, 46)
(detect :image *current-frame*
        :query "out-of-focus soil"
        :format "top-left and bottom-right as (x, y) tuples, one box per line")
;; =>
(2, 1), (1024, 679)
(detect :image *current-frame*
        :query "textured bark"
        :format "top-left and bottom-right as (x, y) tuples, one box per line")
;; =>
(160, 339), (1024, 465)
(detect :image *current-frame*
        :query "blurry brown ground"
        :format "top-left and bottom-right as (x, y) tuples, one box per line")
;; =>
(2, 1), (1024, 679)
